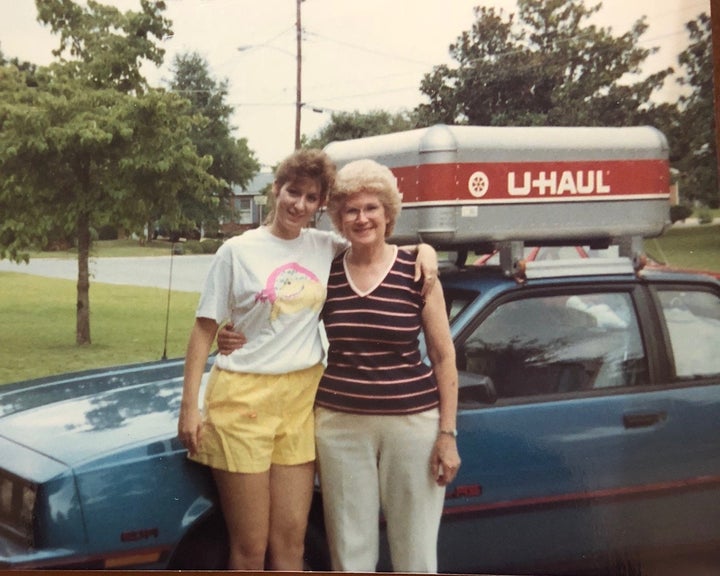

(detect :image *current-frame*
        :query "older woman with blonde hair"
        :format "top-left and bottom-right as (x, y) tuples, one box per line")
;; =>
(315, 158), (460, 573)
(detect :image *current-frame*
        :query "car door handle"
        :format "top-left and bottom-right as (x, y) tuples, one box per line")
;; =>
(623, 412), (667, 429)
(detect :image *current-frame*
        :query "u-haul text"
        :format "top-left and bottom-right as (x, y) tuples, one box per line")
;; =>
(508, 170), (610, 196)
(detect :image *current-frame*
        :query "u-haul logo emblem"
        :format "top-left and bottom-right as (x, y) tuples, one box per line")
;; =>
(469, 170), (611, 198)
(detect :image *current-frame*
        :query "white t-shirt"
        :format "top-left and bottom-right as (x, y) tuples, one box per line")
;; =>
(196, 226), (347, 374)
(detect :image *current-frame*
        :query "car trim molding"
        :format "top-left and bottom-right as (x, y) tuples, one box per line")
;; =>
(443, 474), (720, 518)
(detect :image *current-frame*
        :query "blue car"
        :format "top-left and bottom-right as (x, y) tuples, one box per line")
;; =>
(1, 253), (719, 574)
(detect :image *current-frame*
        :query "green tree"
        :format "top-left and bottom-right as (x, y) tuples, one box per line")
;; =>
(304, 109), (420, 149)
(167, 52), (259, 237)
(35, 0), (169, 94)
(674, 13), (718, 208)
(0, 48), (39, 82)
(417, 0), (673, 128)
(0, 0), (218, 345)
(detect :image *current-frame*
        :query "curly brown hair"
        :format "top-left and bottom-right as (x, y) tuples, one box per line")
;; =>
(274, 149), (336, 204)
(263, 149), (337, 225)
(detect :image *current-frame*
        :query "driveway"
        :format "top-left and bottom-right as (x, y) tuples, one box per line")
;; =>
(0, 254), (213, 293)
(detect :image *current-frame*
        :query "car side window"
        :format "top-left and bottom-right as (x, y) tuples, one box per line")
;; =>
(657, 289), (720, 378)
(456, 292), (648, 404)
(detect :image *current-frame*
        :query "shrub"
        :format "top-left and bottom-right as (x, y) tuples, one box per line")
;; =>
(200, 239), (223, 253)
(670, 204), (693, 223)
(697, 208), (714, 225)
(183, 239), (222, 254)
(41, 225), (75, 251)
(98, 225), (119, 240)
(182, 241), (201, 254)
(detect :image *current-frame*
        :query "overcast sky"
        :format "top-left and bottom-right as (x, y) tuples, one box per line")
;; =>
(0, 0), (710, 169)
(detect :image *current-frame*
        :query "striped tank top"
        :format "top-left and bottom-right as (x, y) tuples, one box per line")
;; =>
(315, 248), (439, 415)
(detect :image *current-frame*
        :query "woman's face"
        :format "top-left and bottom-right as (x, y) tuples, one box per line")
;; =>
(340, 191), (389, 247)
(270, 176), (322, 239)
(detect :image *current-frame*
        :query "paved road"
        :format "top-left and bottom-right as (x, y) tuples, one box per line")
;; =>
(0, 254), (213, 292)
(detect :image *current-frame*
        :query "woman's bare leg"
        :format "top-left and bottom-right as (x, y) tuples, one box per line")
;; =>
(267, 462), (316, 570)
(213, 468), (270, 570)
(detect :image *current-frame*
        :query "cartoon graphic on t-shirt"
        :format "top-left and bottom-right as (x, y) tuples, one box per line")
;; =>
(255, 263), (325, 322)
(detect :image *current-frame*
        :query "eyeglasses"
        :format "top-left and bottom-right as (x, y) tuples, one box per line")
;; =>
(341, 203), (382, 221)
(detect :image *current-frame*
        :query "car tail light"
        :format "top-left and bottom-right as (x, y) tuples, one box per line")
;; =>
(0, 472), (37, 546)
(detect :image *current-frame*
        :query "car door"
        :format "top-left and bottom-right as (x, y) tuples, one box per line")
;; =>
(436, 281), (720, 575)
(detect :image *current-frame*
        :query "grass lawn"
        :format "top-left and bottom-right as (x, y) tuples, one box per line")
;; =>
(0, 273), (199, 385)
(646, 223), (720, 272)
(0, 223), (717, 385)
(29, 238), (178, 258)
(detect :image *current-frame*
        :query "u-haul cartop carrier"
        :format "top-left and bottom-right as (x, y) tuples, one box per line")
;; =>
(320, 124), (670, 266)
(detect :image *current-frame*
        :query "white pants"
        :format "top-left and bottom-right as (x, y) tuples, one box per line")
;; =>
(314, 407), (445, 573)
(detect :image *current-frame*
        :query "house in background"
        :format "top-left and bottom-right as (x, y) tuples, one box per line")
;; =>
(220, 171), (274, 237)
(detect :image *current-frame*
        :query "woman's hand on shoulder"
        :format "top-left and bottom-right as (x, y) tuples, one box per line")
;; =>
(414, 243), (439, 297)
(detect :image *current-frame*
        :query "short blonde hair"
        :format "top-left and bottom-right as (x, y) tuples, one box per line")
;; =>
(326, 159), (402, 237)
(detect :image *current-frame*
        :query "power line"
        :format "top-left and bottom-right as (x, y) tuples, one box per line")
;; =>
(164, 2), (709, 119)
(171, 12), (700, 112)
(303, 29), (435, 68)
(295, 8), (706, 108)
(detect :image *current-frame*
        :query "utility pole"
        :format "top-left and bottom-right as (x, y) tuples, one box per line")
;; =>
(295, 0), (303, 149)
(712, 0), (720, 198)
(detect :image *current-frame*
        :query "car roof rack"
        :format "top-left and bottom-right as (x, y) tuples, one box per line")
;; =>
(489, 235), (644, 281)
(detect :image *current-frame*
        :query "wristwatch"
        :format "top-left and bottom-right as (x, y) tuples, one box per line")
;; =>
(439, 428), (458, 438)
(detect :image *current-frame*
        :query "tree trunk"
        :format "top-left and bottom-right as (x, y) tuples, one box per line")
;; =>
(76, 210), (92, 345)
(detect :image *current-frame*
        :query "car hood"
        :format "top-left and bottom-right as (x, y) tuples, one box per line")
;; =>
(0, 359), (189, 470)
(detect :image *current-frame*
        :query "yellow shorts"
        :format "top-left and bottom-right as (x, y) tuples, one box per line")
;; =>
(189, 363), (324, 473)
